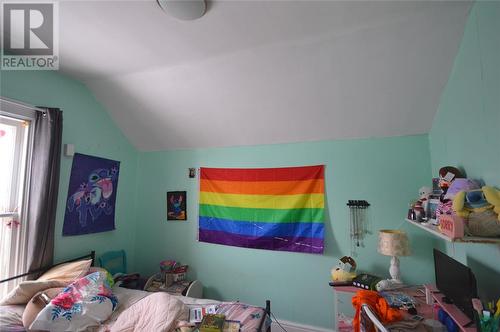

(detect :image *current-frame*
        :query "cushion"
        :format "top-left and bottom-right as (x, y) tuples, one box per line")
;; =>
(37, 259), (92, 284)
(30, 271), (117, 332)
(87, 267), (115, 287)
(22, 287), (64, 330)
(0, 280), (64, 306)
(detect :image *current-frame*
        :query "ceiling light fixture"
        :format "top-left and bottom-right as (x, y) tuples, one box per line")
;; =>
(157, 0), (206, 21)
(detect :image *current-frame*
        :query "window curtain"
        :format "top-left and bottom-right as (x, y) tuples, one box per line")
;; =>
(26, 107), (62, 276)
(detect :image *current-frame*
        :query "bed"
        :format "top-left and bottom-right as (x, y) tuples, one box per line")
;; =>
(0, 252), (271, 332)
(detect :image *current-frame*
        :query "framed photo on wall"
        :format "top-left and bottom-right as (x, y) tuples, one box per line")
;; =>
(167, 191), (187, 221)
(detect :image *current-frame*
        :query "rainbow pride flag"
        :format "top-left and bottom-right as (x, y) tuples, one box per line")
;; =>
(198, 165), (325, 254)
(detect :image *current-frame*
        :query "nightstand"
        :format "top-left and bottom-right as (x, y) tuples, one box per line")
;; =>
(144, 276), (203, 298)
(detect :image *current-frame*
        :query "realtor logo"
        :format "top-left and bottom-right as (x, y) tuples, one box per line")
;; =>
(1, 2), (59, 70)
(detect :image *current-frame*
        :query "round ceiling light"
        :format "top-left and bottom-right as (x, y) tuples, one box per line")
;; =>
(157, 0), (206, 21)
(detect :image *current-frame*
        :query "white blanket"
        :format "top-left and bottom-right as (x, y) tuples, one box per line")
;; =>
(110, 292), (187, 332)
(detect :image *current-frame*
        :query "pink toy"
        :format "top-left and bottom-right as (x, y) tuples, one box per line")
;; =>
(439, 214), (464, 239)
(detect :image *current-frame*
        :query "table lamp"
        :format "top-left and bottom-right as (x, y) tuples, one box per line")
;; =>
(377, 230), (411, 283)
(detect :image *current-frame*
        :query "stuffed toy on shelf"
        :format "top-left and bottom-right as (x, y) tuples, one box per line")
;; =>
(453, 186), (500, 237)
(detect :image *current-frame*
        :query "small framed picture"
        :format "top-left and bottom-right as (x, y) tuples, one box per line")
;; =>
(427, 198), (440, 224)
(167, 191), (187, 221)
(432, 178), (442, 196)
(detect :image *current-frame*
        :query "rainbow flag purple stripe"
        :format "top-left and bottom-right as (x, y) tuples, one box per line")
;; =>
(198, 166), (325, 254)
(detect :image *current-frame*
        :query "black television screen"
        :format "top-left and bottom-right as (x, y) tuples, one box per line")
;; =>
(433, 249), (477, 320)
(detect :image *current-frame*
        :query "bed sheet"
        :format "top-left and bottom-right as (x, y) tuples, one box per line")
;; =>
(0, 304), (25, 332)
(91, 286), (149, 332)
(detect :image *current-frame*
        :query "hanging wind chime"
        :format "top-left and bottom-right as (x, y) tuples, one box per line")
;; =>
(347, 200), (370, 256)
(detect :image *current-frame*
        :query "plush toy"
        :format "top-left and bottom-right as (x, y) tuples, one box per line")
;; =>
(418, 187), (431, 208)
(438, 166), (464, 199)
(444, 178), (481, 201)
(419, 187), (431, 200)
(452, 186), (500, 237)
(452, 187), (493, 218)
(444, 179), (481, 218)
(331, 256), (357, 282)
(483, 186), (500, 220)
(417, 186), (431, 221)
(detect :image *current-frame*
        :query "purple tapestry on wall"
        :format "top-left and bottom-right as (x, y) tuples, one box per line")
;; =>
(63, 153), (120, 236)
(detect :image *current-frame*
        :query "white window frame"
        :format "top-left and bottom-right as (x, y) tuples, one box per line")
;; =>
(0, 97), (36, 295)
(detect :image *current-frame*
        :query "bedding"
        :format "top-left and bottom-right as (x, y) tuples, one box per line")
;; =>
(30, 271), (117, 332)
(217, 302), (270, 331)
(92, 286), (149, 332)
(98, 288), (270, 332)
(0, 286), (270, 332)
(38, 259), (93, 284)
(0, 280), (65, 306)
(0, 305), (25, 332)
(22, 287), (64, 329)
(110, 292), (187, 332)
(0, 258), (93, 307)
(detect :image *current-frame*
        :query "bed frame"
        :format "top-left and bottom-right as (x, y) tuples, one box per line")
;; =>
(0, 251), (96, 284)
(0, 251), (272, 331)
(261, 300), (272, 332)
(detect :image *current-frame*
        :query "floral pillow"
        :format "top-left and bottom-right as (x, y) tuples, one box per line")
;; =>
(30, 271), (117, 332)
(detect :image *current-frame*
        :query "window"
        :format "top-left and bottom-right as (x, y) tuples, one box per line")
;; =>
(0, 103), (34, 298)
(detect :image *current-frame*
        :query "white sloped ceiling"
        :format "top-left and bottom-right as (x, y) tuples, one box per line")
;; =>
(56, 0), (471, 151)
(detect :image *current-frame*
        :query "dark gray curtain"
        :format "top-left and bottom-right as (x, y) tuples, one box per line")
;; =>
(26, 107), (62, 275)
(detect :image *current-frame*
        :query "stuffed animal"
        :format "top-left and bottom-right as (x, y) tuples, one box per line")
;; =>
(416, 187), (431, 221)
(438, 166), (464, 200)
(442, 179), (481, 219)
(331, 256), (357, 282)
(483, 186), (500, 220)
(419, 187), (431, 200)
(452, 187), (493, 218)
(452, 186), (500, 237)
(444, 179), (481, 200)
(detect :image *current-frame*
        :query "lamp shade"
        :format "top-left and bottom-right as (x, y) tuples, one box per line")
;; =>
(378, 230), (411, 257)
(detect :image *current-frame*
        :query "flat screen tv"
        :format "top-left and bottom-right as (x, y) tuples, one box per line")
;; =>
(433, 249), (477, 320)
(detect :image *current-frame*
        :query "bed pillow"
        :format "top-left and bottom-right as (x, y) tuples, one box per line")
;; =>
(22, 287), (64, 330)
(30, 271), (117, 332)
(0, 280), (64, 305)
(37, 259), (92, 284)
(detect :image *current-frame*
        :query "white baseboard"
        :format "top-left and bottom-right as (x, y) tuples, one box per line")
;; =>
(270, 318), (333, 332)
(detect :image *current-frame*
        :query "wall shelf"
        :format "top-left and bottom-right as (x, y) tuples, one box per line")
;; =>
(405, 219), (500, 244)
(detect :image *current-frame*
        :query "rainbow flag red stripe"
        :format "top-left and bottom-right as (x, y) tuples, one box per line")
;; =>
(198, 166), (325, 254)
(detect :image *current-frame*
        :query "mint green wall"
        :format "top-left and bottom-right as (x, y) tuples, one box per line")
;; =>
(429, 2), (500, 301)
(0, 71), (139, 268)
(135, 135), (433, 328)
(3, 2), (497, 326)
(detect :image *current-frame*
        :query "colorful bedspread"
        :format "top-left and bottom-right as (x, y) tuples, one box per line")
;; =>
(217, 302), (271, 331)
(30, 271), (117, 331)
